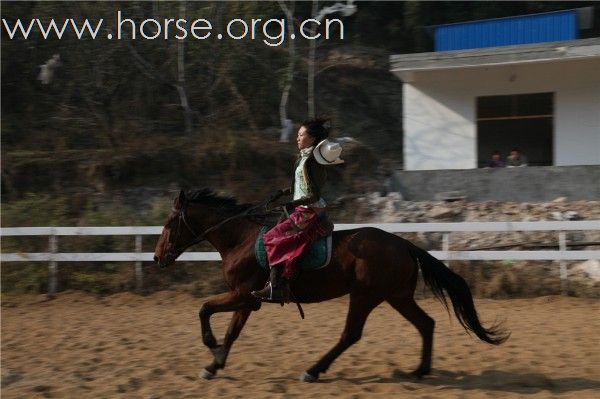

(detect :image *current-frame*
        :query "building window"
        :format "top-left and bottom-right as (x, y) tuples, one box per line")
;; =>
(476, 92), (554, 167)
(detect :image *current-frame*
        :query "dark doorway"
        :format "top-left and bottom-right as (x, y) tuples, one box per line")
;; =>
(477, 92), (553, 167)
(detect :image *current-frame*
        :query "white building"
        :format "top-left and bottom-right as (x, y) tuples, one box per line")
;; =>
(391, 37), (600, 171)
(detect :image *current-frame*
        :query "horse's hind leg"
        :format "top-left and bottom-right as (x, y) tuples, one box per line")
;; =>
(387, 296), (435, 378)
(303, 293), (382, 382)
(202, 308), (252, 379)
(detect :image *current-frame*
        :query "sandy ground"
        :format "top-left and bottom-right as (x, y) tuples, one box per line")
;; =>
(2, 291), (599, 399)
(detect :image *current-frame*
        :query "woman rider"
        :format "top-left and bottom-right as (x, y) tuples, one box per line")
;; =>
(252, 118), (344, 303)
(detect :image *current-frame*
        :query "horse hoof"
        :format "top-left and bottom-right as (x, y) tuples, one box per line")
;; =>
(199, 368), (215, 380)
(410, 368), (429, 380)
(301, 372), (318, 383)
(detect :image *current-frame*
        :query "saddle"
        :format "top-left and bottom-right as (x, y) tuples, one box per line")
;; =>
(254, 226), (333, 271)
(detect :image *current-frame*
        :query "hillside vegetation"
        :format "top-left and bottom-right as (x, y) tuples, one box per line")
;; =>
(3, 1), (595, 209)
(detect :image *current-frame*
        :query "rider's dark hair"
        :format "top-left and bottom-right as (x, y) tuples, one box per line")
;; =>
(301, 117), (331, 143)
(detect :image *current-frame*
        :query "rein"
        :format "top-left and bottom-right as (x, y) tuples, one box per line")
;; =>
(174, 192), (284, 250)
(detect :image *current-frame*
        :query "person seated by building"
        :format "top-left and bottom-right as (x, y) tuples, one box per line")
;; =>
(486, 150), (506, 168)
(506, 148), (528, 167)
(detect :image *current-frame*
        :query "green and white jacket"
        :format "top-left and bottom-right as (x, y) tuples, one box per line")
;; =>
(284, 147), (327, 208)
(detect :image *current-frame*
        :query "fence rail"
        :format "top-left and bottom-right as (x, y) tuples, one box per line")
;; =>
(2, 250), (599, 263)
(2, 221), (599, 296)
(2, 221), (599, 236)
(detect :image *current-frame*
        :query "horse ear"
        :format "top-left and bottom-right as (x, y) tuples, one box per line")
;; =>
(175, 190), (185, 209)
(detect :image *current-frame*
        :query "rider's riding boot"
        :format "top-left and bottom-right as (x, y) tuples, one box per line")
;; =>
(251, 265), (291, 304)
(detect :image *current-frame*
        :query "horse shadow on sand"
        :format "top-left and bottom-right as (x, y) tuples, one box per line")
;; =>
(306, 369), (600, 394)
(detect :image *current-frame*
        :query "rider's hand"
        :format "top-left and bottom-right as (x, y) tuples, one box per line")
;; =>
(281, 202), (295, 213)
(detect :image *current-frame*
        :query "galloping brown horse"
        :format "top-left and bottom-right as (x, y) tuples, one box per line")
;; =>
(153, 189), (509, 382)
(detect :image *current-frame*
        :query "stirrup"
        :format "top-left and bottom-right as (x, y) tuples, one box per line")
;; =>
(251, 284), (304, 319)
(251, 282), (274, 301)
(251, 283), (291, 304)
(266, 286), (291, 304)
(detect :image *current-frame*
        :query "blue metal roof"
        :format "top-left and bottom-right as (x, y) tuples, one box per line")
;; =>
(434, 9), (579, 52)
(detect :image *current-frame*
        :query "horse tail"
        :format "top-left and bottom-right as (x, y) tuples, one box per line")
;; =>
(407, 242), (509, 345)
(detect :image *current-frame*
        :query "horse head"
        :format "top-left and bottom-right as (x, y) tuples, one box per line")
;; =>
(154, 189), (251, 268)
(154, 190), (207, 268)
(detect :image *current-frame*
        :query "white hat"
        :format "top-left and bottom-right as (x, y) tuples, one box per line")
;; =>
(313, 139), (344, 165)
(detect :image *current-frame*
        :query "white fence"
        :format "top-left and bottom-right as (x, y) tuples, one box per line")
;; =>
(2, 221), (599, 296)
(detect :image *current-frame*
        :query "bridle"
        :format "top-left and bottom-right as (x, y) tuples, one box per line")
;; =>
(173, 202), (205, 247)
(166, 202), (225, 259)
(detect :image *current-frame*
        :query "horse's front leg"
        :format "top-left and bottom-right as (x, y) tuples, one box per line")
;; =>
(199, 292), (240, 348)
(201, 308), (252, 379)
(198, 292), (259, 379)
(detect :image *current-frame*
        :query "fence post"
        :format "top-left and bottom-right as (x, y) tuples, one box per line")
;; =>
(48, 232), (58, 298)
(135, 235), (143, 292)
(442, 232), (450, 268)
(558, 231), (568, 295)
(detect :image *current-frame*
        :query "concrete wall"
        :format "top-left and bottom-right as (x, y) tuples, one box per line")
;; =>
(403, 83), (475, 170)
(555, 69), (600, 165)
(403, 58), (600, 170)
(391, 165), (600, 202)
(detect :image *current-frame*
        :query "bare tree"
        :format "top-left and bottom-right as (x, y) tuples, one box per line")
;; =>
(307, 0), (318, 119)
(278, 0), (295, 142)
(177, 1), (193, 135)
(307, 0), (356, 118)
(123, 1), (193, 135)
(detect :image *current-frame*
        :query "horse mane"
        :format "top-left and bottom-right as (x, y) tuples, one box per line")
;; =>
(186, 188), (252, 212)
(185, 188), (277, 226)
